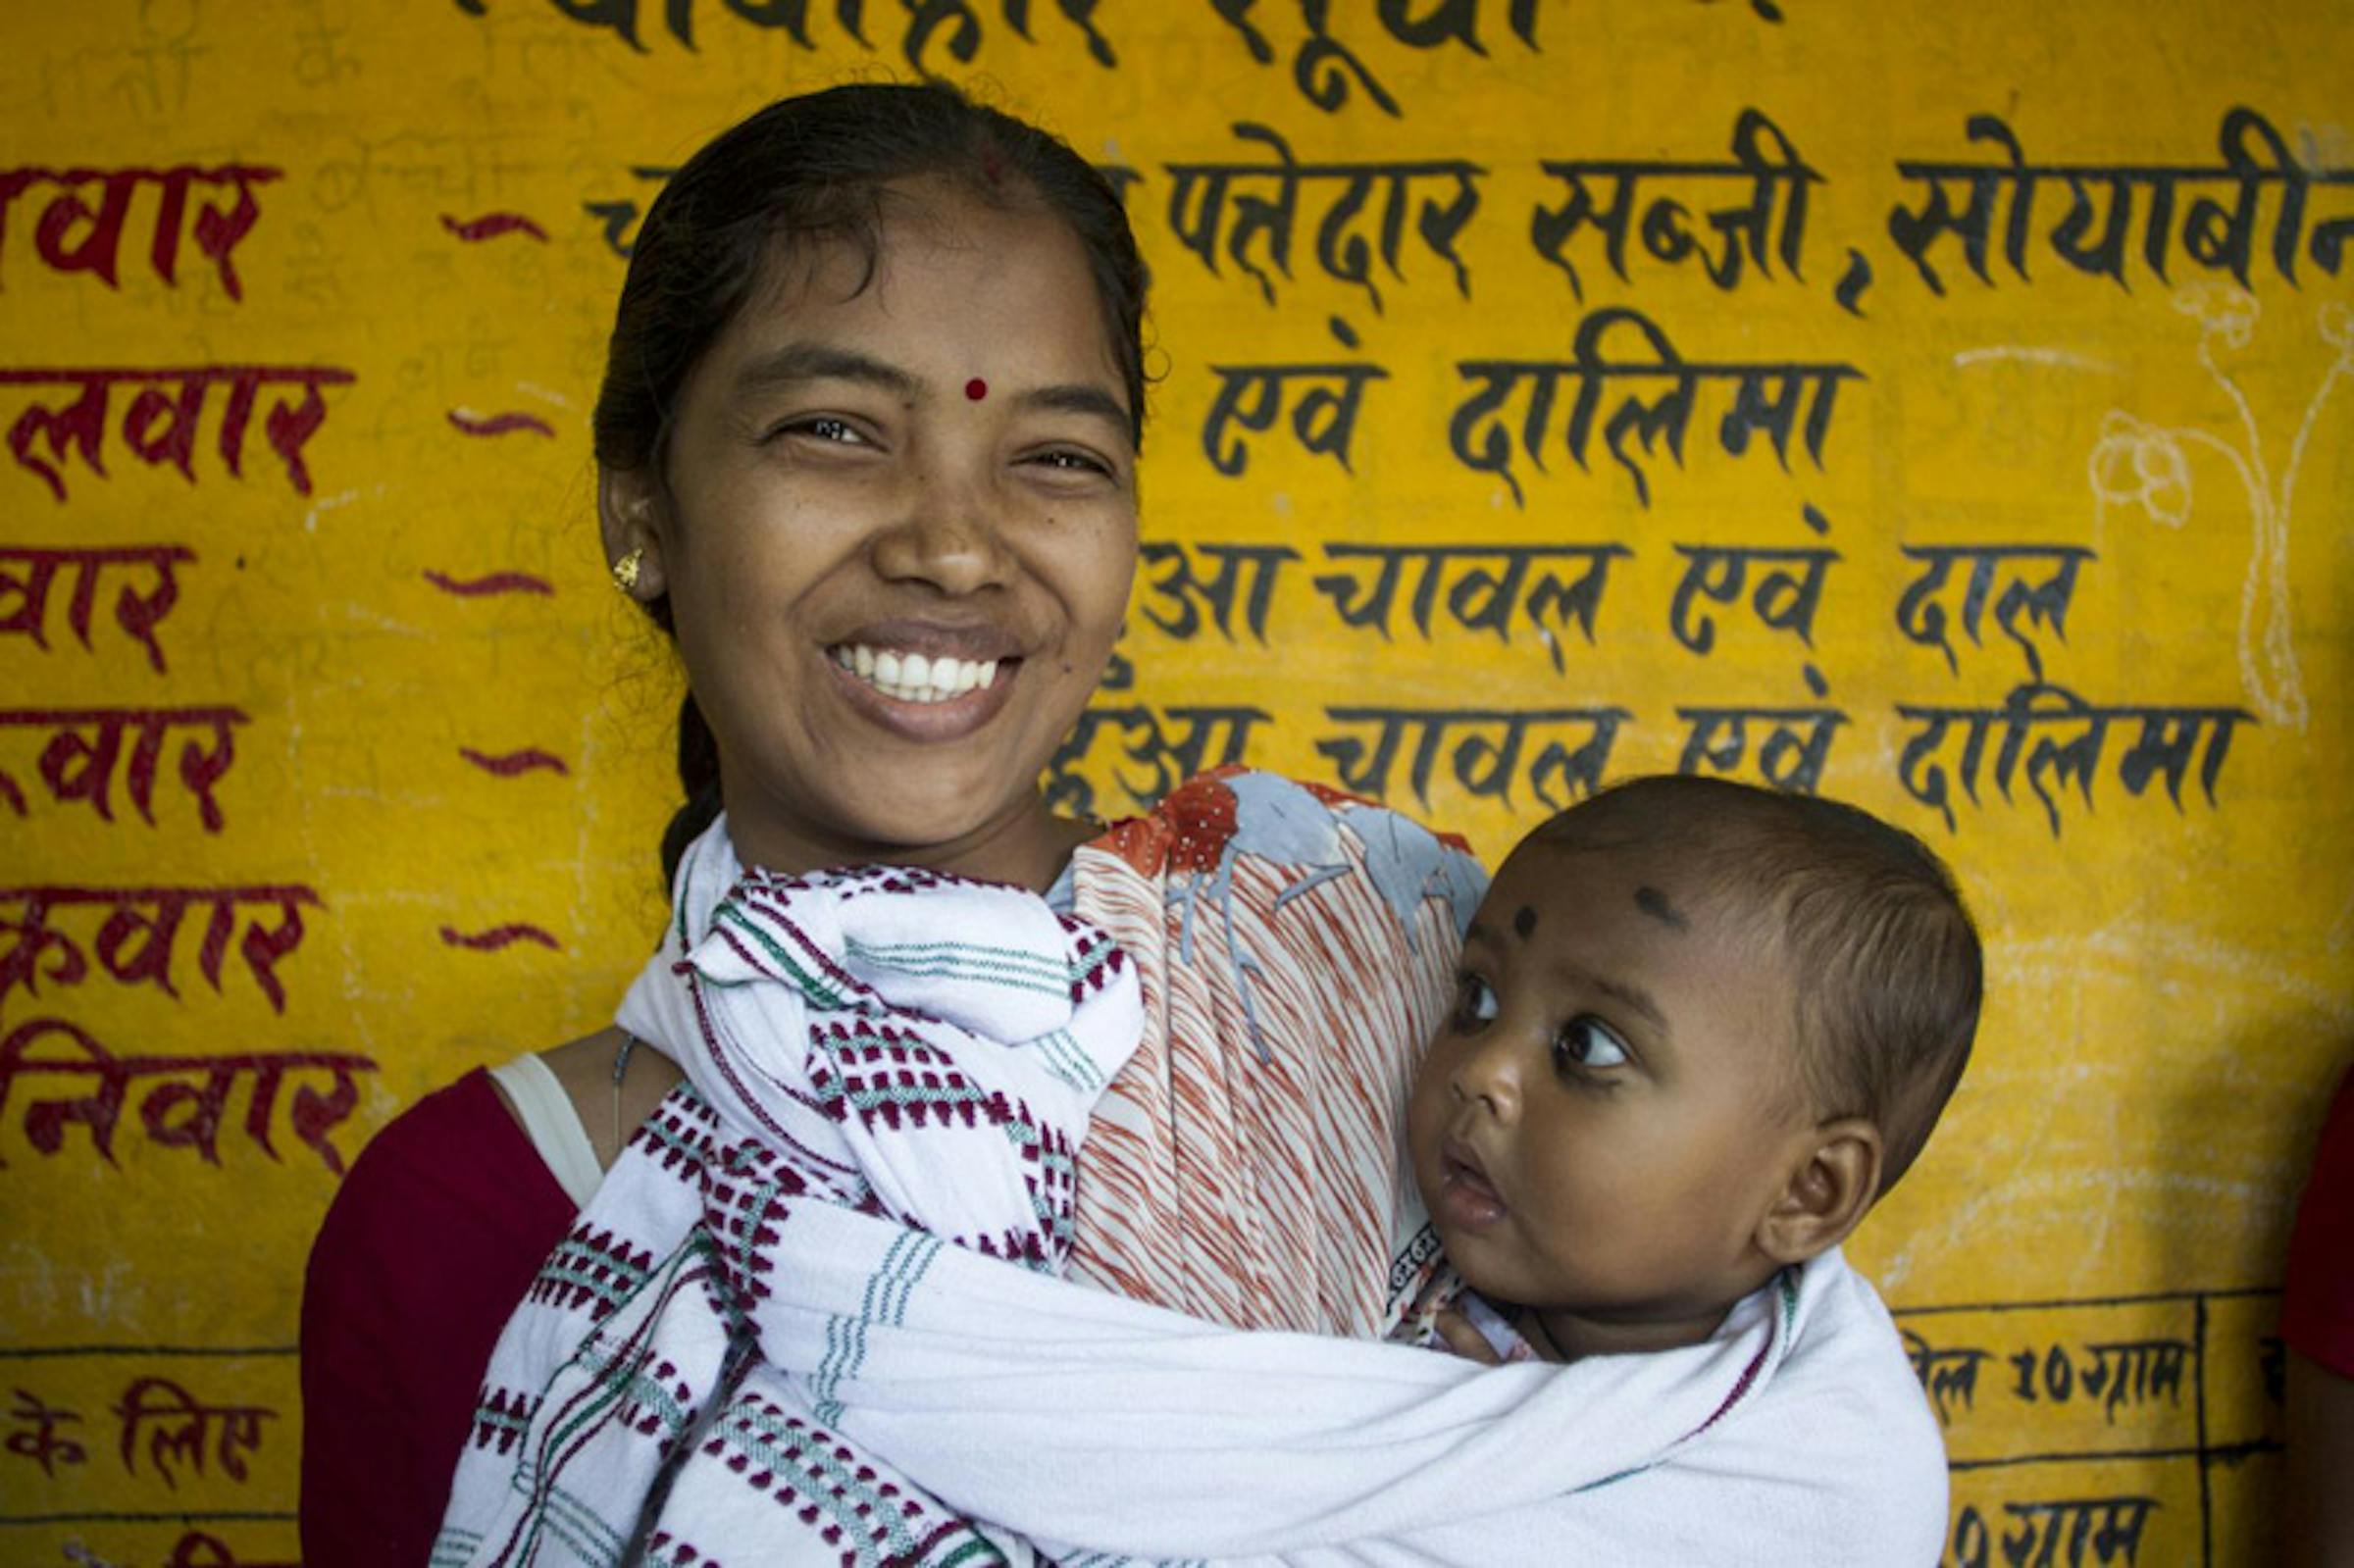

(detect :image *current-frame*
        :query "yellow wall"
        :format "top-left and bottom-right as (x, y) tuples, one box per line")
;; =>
(4, 4), (2349, 1562)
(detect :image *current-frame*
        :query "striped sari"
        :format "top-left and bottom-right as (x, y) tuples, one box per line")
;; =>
(1065, 768), (1482, 1337)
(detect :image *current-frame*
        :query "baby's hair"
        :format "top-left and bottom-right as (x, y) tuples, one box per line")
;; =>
(1533, 776), (1982, 1195)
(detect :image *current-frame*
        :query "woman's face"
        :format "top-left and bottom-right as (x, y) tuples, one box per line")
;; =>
(612, 180), (1138, 878)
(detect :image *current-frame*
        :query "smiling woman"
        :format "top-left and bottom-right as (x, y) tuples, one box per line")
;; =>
(601, 182), (1139, 885)
(296, 82), (1484, 1566)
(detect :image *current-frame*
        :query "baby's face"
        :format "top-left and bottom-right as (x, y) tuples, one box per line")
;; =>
(1407, 837), (1814, 1327)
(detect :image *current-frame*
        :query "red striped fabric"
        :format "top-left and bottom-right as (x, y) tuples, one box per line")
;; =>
(1067, 770), (1473, 1337)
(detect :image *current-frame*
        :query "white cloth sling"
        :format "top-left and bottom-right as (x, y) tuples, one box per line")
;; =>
(438, 816), (1947, 1566)
(725, 1193), (1951, 1566)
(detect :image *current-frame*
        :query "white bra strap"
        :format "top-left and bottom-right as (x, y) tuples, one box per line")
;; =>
(486, 1053), (603, 1209)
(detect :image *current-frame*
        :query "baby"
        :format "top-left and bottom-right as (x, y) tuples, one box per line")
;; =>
(1401, 772), (1982, 1372)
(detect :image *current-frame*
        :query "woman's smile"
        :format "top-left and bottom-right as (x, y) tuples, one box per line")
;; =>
(828, 643), (1006, 704)
(820, 601), (1028, 715)
(823, 634), (1021, 739)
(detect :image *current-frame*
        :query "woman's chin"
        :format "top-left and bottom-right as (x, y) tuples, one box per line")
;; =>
(812, 778), (1052, 866)
(721, 724), (1074, 875)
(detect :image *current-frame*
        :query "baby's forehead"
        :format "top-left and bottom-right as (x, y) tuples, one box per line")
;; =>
(1483, 843), (1807, 1055)
(1494, 832), (1715, 912)
(1484, 835), (1785, 965)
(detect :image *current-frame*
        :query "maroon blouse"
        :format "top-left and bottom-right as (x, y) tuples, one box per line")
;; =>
(2285, 1068), (2354, 1380)
(299, 1069), (573, 1566)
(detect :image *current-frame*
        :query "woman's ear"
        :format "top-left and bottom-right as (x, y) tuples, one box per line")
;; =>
(1755, 1118), (1882, 1266)
(598, 465), (670, 602)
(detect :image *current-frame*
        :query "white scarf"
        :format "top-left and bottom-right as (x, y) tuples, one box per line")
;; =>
(435, 820), (1143, 1566)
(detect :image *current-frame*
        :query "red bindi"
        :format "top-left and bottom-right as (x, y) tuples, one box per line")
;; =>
(964, 378), (989, 401)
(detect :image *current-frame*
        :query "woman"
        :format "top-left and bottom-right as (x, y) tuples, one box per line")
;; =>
(300, 82), (1479, 1565)
(2284, 1066), (2354, 1566)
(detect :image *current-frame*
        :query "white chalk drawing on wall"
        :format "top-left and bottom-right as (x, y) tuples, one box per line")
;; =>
(2088, 287), (2351, 733)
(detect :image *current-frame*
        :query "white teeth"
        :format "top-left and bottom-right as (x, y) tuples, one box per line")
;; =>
(831, 644), (1003, 705)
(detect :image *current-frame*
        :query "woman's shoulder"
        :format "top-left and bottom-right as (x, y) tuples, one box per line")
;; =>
(306, 1061), (573, 1289)
(317, 1028), (682, 1242)
(341, 1064), (532, 1190)
(1084, 766), (1487, 930)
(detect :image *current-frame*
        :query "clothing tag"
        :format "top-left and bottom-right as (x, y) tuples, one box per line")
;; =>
(1458, 1290), (1539, 1362)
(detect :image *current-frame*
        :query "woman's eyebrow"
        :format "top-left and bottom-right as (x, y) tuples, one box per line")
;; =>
(732, 343), (918, 400)
(732, 345), (1128, 436)
(1015, 380), (1133, 436)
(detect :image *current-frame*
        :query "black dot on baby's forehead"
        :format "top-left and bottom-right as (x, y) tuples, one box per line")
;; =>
(1634, 885), (1691, 933)
(1511, 905), (1537, 938)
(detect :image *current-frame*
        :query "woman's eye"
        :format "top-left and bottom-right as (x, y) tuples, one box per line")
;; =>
(1453, 973), (1498, 1029)
(1554, 1015), (1629, 1073)
(777, 416), (864, 445)
(1027, 447), (1113, 477)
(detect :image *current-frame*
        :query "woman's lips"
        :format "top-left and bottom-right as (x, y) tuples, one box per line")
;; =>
(826, 647), (1019, 741)
(1436, 1138), (1509, 1230)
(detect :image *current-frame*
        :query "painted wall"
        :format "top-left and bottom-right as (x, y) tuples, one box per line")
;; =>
(3, 3), (2349, 1562)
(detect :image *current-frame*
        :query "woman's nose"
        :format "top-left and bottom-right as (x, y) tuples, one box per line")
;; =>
(870, 464), (1017, 596)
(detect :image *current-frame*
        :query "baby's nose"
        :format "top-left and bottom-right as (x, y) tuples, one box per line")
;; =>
(1450, 1039), (1519, 1119)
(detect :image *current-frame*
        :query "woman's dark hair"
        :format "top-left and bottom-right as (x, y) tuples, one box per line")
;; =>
(595, 82), (1151, 885)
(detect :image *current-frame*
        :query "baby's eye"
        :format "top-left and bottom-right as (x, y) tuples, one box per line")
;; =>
(1554, 1015), (1629, 1073)
(1453, 973), (1499, 1030)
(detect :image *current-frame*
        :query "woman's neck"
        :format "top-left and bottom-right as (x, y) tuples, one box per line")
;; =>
(723, 794), (1098, 894)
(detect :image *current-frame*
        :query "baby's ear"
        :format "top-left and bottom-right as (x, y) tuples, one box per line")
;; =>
(1755, 1119), (1881, 1266)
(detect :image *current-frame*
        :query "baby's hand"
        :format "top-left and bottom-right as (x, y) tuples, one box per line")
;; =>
(1433, 1307), (1505, 1365)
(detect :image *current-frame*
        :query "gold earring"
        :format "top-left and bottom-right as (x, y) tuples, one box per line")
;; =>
(610, 547), (644, 594)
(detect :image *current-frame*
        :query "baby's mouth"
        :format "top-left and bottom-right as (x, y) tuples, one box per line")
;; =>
(1437, 1137), (1509, 1228)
